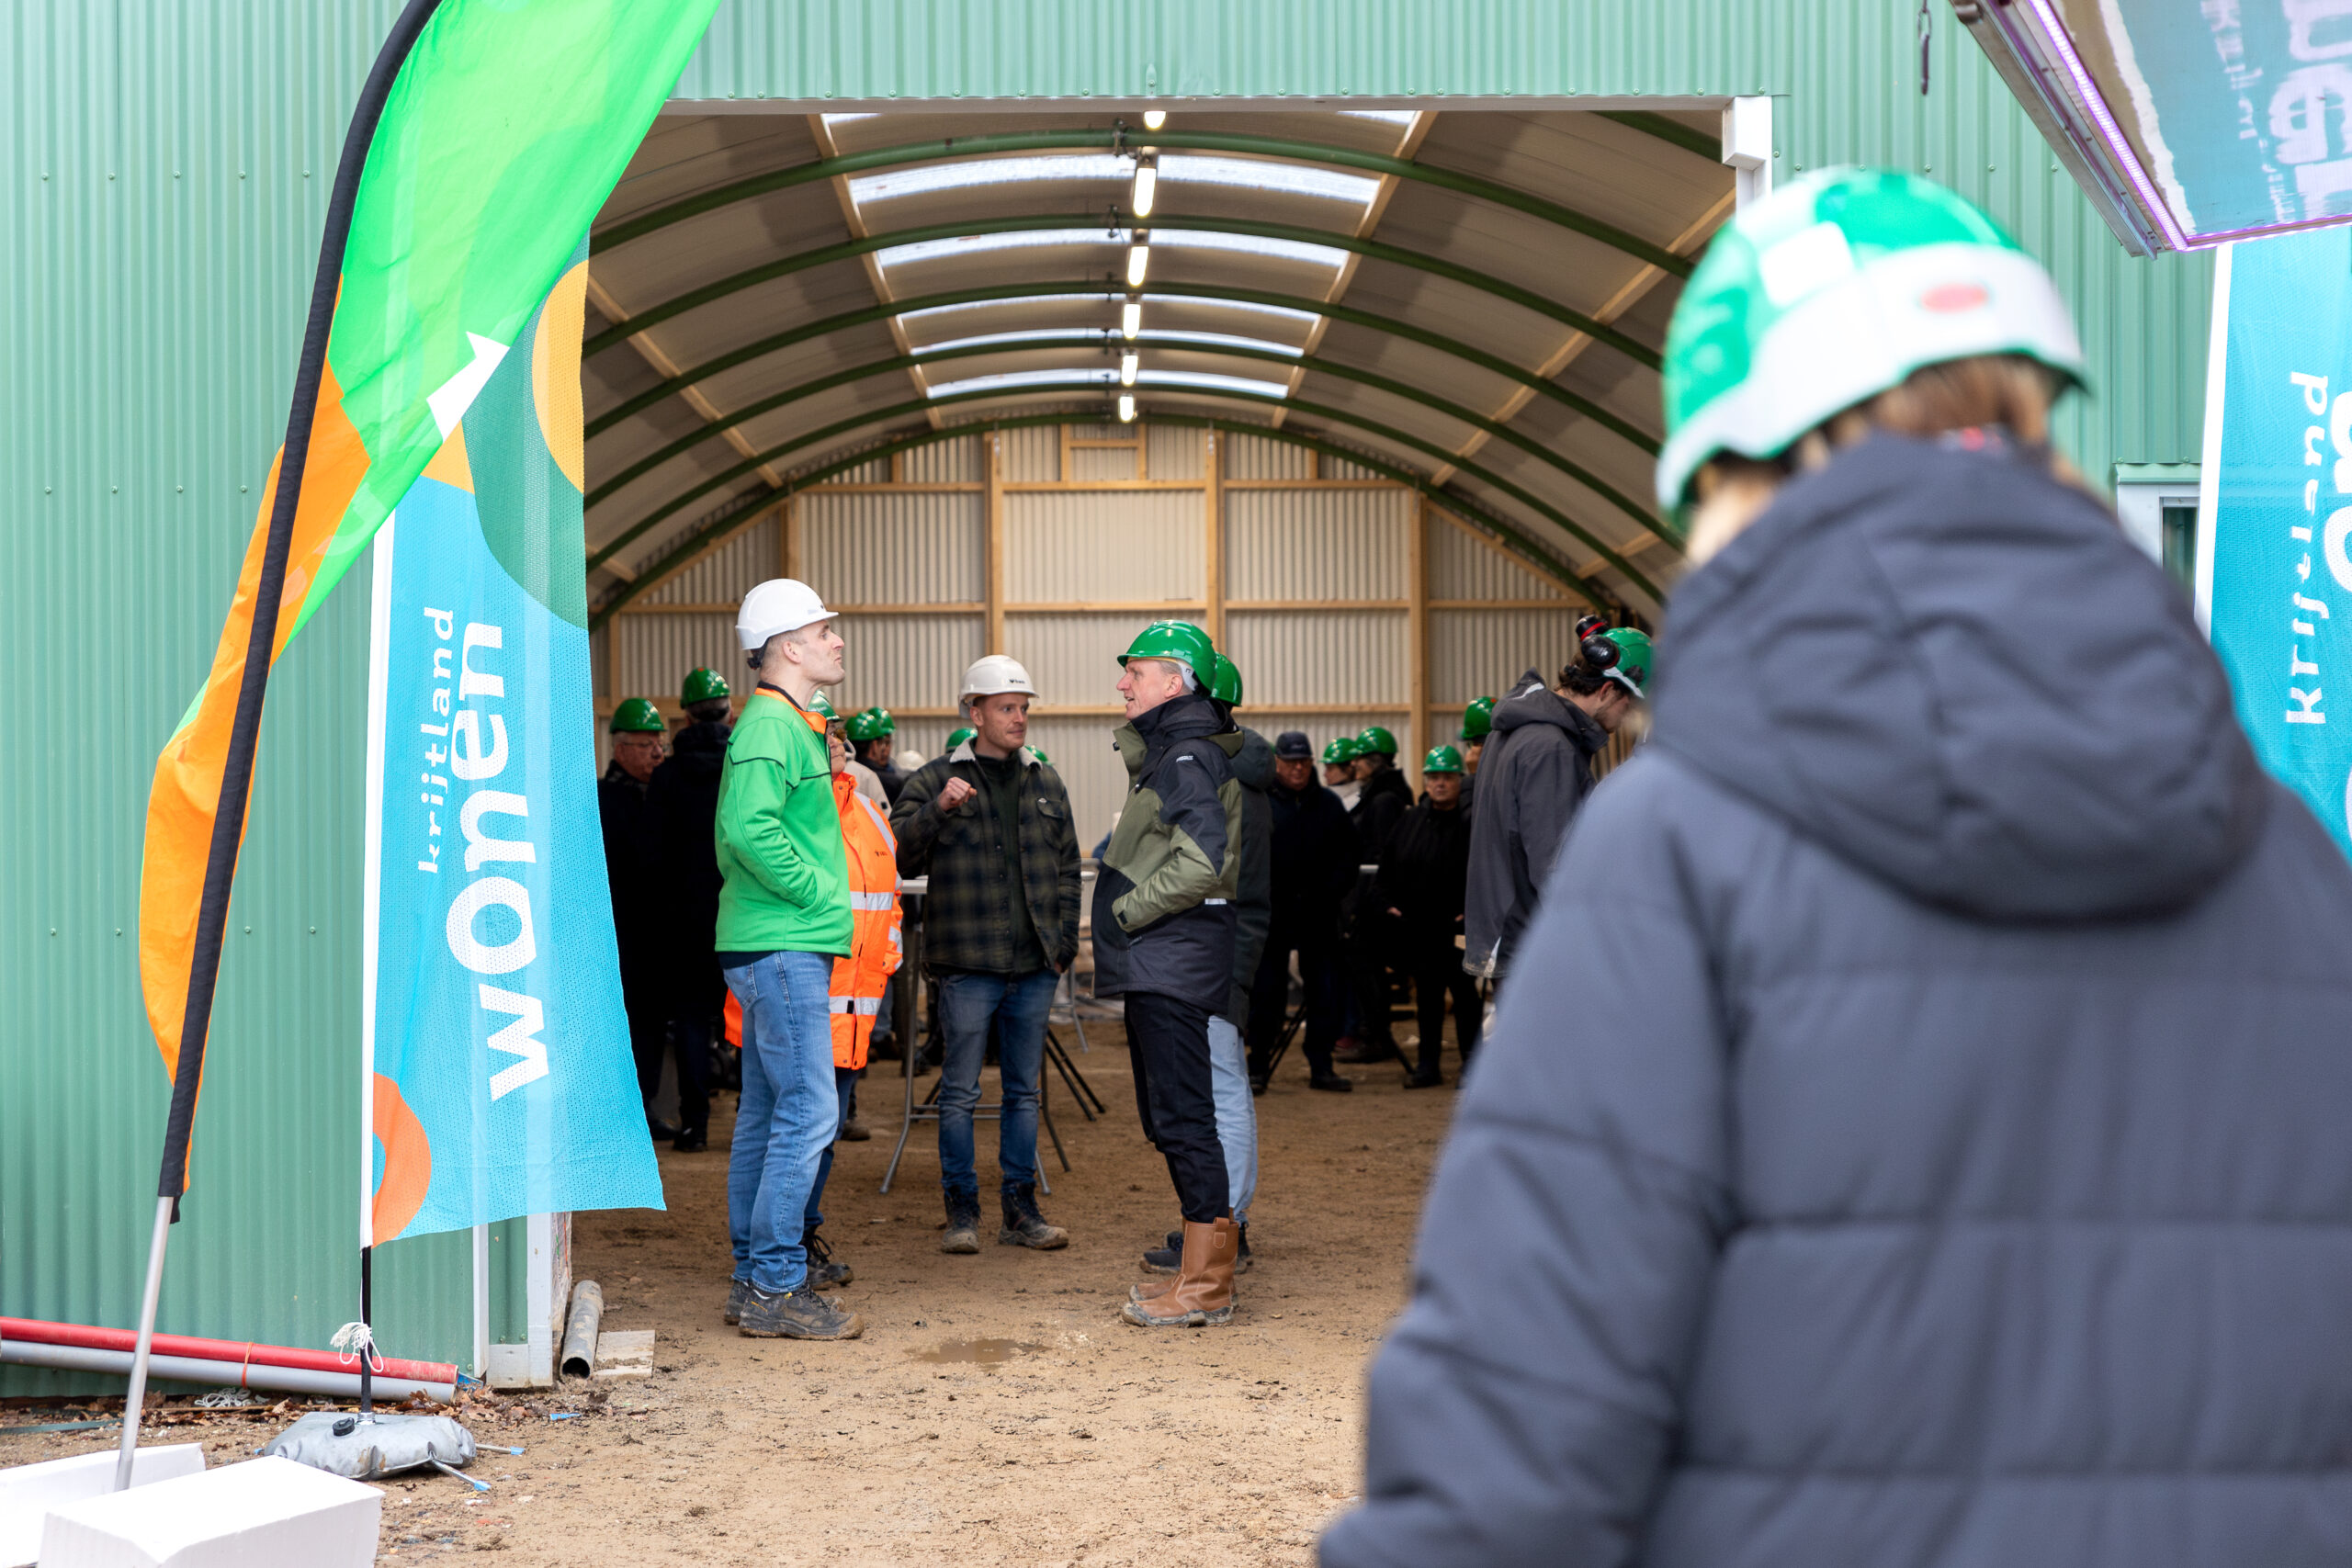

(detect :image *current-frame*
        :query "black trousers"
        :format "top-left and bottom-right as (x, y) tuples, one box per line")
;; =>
(1345, 908), (1404, 1050)
(621, 954), (669, 1110)
(1123, 991), (1230, 1223)
(653, 957), (718, 1140)
(1246, 920), (1342, 1077)
(1402, 927), (1480, 1077)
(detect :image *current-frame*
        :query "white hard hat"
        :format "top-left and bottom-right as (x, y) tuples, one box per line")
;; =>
(736, 579), (835, 649)
(958, 654), (1037, 702)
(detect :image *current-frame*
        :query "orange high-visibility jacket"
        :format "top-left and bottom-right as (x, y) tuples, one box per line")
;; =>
(720, 773), (903, 1069)
(828, 771), (902, 1069)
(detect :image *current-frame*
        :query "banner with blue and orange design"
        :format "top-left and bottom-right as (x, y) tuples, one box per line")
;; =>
(360, 245), (661, 1245)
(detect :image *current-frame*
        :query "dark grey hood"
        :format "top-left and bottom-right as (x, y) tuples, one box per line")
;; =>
(1227, 725), (1275, 791)
(1650, 433), (2267, 921)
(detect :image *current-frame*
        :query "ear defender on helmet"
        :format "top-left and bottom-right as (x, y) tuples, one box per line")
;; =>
(1570, 614), (1621, 680)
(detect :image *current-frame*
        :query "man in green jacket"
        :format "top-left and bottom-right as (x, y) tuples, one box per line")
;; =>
(718, 578), (861, 1341)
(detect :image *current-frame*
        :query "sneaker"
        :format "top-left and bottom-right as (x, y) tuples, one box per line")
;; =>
(835, 1116), (872, 1143)
(738, 1282), (863, 1340)
(942, 1190), (982, 1254)
(803, 1228), (854, 1289)
(722, 1277), (751, 1325)
(999, 1184), (1069, 1249)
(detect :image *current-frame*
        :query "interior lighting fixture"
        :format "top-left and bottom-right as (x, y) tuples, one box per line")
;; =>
(1121, 298), (1143, 338)
(1142, 109), (1167, 131)
(1118, 392), (1139, 422)
(1120, 351), (1140, 386)
(1125, 242), (1150, 288)
(1130, 155), (1159, 218)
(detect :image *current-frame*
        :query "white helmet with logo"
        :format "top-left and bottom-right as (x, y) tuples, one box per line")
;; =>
(958, 654), (1037, 703)
(736, 579), (836, 649)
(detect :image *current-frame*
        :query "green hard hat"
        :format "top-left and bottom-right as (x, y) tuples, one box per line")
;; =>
(846, 705), (896, 741)
(1422, 744), (1464, 774)
(1657, 167), (2086, 509)
(1600, 627), (1655, 699)
(1321, 736), (1361, 766)
(808, 690), (840, 720)
(1023, 744), (1052, 766)
(681, 667), (730, 705)
(946, 726), (977, 751)
(1208, 652), (1244, 707)
(609, 697), (664, 734)
(1116, 619), (1217, 686)
(1458, 696), (1495, 740)
(1355, 725), (1398, 756)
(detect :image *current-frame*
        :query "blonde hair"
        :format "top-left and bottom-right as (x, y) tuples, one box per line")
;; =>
(1684, 355), (2071, 568)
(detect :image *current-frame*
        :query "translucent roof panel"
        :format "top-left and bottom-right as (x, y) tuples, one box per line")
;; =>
(1153, 229), (1349, 270)
(1159, 155), (1378, 209)
(913, 328), (1303, 358)
(845, 152), (1376, 213)
(925, 368), (1291, 400)
(876, 228), (1127, 270)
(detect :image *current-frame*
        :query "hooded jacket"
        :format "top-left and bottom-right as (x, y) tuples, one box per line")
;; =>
(1214, 726), (1275, 1020)
(1322, 434), (2352, 1568)
(1461, 671), (1607, 977)
(648, 719), (729, 976)
(1092, 692), (1238, 1002)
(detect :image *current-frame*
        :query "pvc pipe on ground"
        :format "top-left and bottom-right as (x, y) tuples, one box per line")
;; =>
(0, 1317), (456, 1404)
(559, 1281), (602, 1379)
(0, 1340), (455, 1405)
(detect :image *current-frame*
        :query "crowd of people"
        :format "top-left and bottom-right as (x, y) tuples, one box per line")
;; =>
(595, 568), (1650, 1337)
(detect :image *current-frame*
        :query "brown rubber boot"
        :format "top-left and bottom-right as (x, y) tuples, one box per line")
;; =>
(1120, 1218), (1238, 1326)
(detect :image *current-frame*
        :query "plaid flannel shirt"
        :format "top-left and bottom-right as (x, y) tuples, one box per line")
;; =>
(890, 748), (1082, 974)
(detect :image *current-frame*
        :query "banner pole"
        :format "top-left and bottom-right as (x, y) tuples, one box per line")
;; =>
(117, 0), (445, 1491)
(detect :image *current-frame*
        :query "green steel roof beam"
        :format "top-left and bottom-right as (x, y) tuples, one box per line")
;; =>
(589, 383), (1660, 600)
(582, 212), (1662, 371)
(584, 338), (1670, 547)
(590, 129), (1691, 278)
(589, 412), (1609, 629)
(584, 279), (1660, 456)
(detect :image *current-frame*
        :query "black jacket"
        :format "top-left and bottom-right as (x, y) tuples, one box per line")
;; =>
(1092, 693), (1238, 1003)
(595, 764), (662, 974)
(1323, 434), (2352, 1568)
(1216, 727), (1275, 1019)
(1374, 801), (1472, 940)
(647, 720), (729, 975)
(1350, 761), (1414, 863)
(1461, 672), (1605, 977)
(1268, 776), (1356, 931)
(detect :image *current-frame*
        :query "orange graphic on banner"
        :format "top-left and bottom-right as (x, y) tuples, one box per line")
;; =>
(370, 1073), (433, 1244)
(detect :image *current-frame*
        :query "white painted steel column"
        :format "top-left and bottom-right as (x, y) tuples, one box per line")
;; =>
(1722, 96), (1775, 209)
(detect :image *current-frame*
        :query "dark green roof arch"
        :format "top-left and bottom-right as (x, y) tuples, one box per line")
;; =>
(582, 337), (1667, 550)
(582, 211), (1664, 372)
(589, 412), (1616, 631)
(587, 382), (1662, 601)
(590, 128), (1692, 278)
(584, 279), (1659, 457)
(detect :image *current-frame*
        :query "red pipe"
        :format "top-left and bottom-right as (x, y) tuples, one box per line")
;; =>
(0, 1315), (458, 1388)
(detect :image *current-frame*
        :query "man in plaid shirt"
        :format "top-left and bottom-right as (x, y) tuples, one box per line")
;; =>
(890, 654), (1083, 1254)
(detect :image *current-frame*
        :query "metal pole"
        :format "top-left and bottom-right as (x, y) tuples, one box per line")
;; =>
(110, 1197), (175, 1489)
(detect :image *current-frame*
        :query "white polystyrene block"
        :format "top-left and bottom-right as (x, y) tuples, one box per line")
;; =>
(38, 1457), (379, 1568)
(0, 1446), (204, 1568)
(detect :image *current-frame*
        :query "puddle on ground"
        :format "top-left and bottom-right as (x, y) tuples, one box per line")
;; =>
(910, 1338), (1042, 1365)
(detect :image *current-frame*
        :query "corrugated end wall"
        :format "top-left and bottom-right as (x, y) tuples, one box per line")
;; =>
(6, 0), (2210, 1389)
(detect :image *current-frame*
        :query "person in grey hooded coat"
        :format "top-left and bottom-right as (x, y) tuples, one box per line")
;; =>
(1321, 425), (2352, 1567)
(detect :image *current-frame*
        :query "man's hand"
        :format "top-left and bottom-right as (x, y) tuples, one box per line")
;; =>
(936, 777), (975, 811)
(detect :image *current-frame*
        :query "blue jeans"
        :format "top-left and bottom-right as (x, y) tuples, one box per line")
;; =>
(1207, 1014), (1259, 1224)
(804, 1066), (858, 1233)
(936, 969), (1058, 1196)
(723, 951), (836, 1294)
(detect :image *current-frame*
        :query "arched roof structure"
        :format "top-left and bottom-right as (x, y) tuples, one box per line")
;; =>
(582, 107), (1738, 625)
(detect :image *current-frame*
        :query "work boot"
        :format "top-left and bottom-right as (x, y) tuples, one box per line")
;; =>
(673, 1128), (708, 1151)
(803, 1227), (854, 1289)
(1403, 1068), (1444, 1089)
(941, 1190), (982, 1254)
(1121, 1219), (1239, 1327)
(1333, 1038), (1396, 1066)
(722, 1277), (751, 1325)
(1138, 1222), (1250, 1281)
(999, 1185), (1069, 1249)
(738, 1282), (863, 1340)
(1308, 1071), (1356, 1092)
(836, 1116), (872, 1143)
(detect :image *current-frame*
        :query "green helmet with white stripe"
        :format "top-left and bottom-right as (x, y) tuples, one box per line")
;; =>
(1656, 168), (2086, 509)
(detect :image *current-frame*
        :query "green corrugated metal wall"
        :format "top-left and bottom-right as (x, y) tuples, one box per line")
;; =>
(1, 0), (2209, 1391)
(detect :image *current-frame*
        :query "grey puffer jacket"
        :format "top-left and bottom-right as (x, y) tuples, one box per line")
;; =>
(1323, 434), (2352, 1568)
(1461, 671), (1606, 977)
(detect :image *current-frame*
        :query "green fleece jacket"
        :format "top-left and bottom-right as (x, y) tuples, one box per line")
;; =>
(713, 687), (853, 956)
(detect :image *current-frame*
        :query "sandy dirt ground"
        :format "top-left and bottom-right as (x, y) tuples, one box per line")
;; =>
(2, 1016), (1466, 1565)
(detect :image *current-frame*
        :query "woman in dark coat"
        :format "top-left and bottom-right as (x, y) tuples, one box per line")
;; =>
(1372, 746), (1478, 1088)
(1324, 170), (2352, 1568)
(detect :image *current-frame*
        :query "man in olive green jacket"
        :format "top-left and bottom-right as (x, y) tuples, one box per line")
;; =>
(718, 579), (861, 1342)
